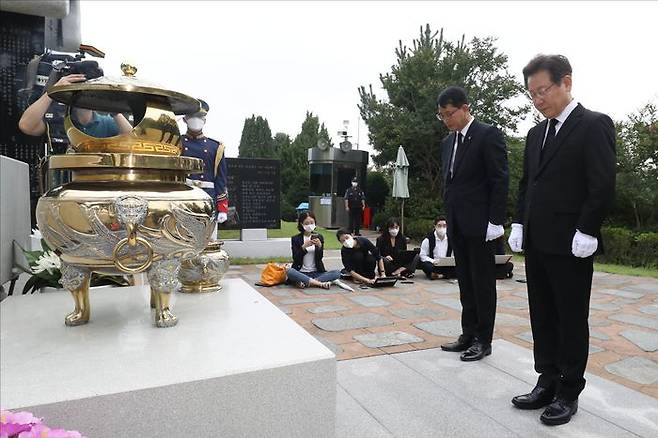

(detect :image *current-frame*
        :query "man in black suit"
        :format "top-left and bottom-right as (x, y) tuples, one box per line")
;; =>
(508, 55), (616, 426)
(437, 87), (509, 362)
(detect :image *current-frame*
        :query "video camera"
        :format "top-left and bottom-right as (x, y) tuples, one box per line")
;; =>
(19, 44), (105, 107)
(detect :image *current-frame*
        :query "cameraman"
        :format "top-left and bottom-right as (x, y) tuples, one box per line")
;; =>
(18, 73), (132, 139)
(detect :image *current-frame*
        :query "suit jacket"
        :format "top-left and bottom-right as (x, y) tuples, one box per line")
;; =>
(291, 233), (327, 273)
(441, 119), (509, 238)
(514, 103), (616, 255)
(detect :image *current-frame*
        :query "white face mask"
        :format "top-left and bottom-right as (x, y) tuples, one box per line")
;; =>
(351, 182), (358, 187)
(389, 228), (399, 237)
(343, 236), (355, 248)
(186, 117), (205, 132)
(303, 224), (316, 233)
(435, 227), (446, 237)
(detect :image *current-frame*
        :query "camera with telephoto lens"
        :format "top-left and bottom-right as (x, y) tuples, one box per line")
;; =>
(44, 60), (104, 90)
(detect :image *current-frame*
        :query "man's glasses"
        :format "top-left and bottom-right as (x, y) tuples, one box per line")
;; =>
(527, 82), (556, 100)
(436, 107), (461, 121)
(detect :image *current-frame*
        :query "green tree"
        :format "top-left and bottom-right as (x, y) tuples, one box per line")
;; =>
(358, 25), (529, 218)
(238, 115), (275, 158)
(614, 102), (658, 229)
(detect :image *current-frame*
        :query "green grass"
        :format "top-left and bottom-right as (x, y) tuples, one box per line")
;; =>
(219, 221), (342, 250)
(231, 257), (291, 266)
(510, 255), (658, 279)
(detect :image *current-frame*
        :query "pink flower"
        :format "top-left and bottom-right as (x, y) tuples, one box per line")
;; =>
(1, 422), (32, 437)
(0, 411), (41, 425)
(16, 424), (84, 438)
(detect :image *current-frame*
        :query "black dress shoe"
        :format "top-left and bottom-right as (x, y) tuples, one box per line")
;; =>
(511, 386), (556, 410)
(440, 335), (474, 352)
(460, 341), (491, 361)
(540, 398), (578, 426)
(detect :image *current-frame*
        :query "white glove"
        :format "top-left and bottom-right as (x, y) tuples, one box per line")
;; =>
(217, 212), (228, 224)
(508, 223), (523, 252)
(572, 230), (598, 258)
(485, 222), (504, 242)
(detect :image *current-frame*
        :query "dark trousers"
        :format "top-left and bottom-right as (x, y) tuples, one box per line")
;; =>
(451, 226), (497, 345)
(525, 238), (593, 401)
(384, 254), (420, 276)
(420, 261), (456, 279)
(348, 207), (362, 235)
(350, 251), (376, 279)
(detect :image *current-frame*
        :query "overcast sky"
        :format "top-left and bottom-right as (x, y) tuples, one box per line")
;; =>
(81, 1), (657, 159)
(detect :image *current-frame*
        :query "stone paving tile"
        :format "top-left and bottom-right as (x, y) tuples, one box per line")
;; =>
(312, 313), (393, 332)
(400, 295), (425, 305)
(596, 289), (645, 300)
(495, 313), (529, 326)
(589, 345), (605, 354)
(277, 306), (292, 315)
(638, 304), (658, 316)
(413, 320), (461, 338)
(302, 288), (353, 296)
(608, 313), (658, 330)
(589, 318), (612, 327)
(388, 307), (445, 320)
(590, 330), (611, 341)
(348, 295), (391, 308)
(314, 335), (343, 355)
(431, 298), (462, 311)
(279, 297), (331, 305)
(590, 302), (622, 312)
(620, 330), (658, 352)
(270, 289), (293, 297)
(308, 305), (349, 314)
(621, 283), (658, 293)
(353, 331), (424, 348)
(515, 331), (534, 344)
(497, 299), (528, 310)
(425, 283), (460, 295)
(605, 356), (658, 385)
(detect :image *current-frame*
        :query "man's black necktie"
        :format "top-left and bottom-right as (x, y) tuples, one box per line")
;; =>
(449, 132), (463, 179)
(541, 118), (558, 161)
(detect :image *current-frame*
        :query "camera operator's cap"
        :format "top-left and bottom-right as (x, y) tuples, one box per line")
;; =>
(188, 98), (209, 118)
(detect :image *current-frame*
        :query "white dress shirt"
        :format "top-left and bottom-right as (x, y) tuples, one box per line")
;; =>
(542, 99), (578, 145)
(301, 235), (317, 273)
(420, 231), (449, 263)
(450, 116), (475, 176)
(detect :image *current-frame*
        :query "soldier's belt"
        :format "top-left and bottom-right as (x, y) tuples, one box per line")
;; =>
(185, 178), (214, 189)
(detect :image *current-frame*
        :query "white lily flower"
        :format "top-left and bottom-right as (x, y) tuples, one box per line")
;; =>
(32, 251), (61, 275)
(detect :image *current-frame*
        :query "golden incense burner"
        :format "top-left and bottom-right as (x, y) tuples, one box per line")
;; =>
(37, 64), (215, 327)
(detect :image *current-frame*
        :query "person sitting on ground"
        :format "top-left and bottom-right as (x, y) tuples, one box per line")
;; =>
(286, 212), (345, 290)
(375, 217), (419, 278)
(494, 235), (514, 279)
(419, 216), (456, 280)
(337, 228), (385, 285)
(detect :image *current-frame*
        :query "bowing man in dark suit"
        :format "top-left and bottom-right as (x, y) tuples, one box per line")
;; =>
(437, 87), (509, 362)
(508, 55), (615, 426)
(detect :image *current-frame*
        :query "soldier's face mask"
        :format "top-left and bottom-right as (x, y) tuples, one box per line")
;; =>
(351, 182), (358, 187)
(186, 117), (205, 131)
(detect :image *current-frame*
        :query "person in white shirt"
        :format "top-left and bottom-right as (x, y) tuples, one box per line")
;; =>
(419, 216), (455, 279)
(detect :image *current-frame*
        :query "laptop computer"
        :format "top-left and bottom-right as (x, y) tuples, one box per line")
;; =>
(371, 276), (398, 288)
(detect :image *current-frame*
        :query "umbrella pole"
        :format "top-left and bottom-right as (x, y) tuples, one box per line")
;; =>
(401, 198), (405, 235)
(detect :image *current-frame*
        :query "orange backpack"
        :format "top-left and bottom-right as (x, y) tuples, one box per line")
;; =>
(258, 263), (288, 286)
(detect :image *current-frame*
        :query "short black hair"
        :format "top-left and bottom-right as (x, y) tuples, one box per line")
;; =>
(437, 86), (468, 109)
(434, 215), (447, 225)
(522, 54), (572, 88)
(297, 211), (316, 232)
(336, 228), (350, 241)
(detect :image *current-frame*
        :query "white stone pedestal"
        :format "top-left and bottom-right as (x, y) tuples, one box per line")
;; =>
(1, 279), (336, 437)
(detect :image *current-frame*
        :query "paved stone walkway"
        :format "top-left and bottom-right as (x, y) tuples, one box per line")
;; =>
(225, 249), (658, 399)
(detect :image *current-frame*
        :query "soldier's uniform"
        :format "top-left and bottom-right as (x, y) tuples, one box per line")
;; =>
(182, 135), (228, 218)
(344, 183), (366, 235)
(181, 99), (228, 235)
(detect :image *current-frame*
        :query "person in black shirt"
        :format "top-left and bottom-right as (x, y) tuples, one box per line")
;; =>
(344, 177), (366, 236)
(337, 229), (384, 285)
(375, 217), (418, 278)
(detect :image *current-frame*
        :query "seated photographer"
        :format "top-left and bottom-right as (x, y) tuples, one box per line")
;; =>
(419, 216), (456, 280)
(337, 229), (385, 285)
(18, 73), (132, 139)
(375, 217), (418, 278)
(287, 212), (344, 290)
(494, 236), (514, 279)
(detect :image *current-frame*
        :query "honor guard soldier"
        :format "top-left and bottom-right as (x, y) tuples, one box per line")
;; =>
(181, 99), (229, 236)
(344, 176), (366, 236)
